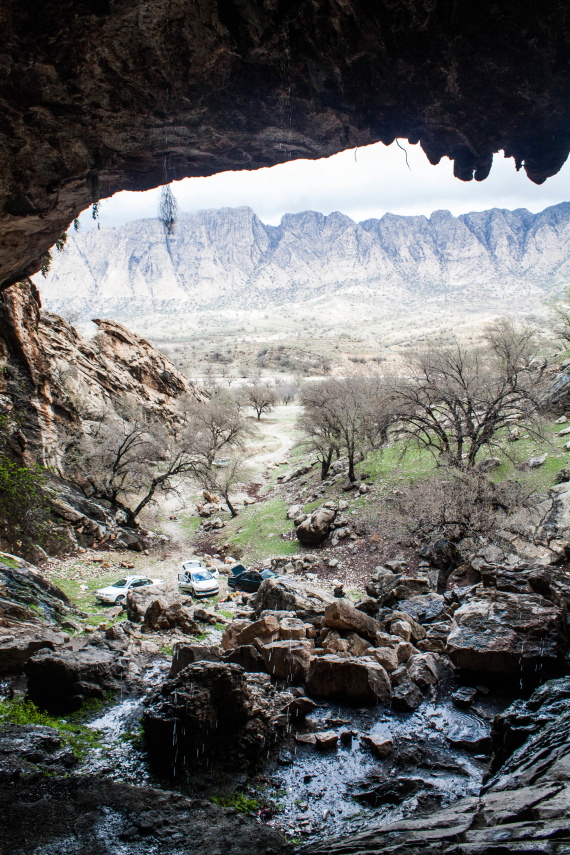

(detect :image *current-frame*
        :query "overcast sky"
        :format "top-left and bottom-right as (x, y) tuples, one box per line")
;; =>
(79, 141), (570, 231)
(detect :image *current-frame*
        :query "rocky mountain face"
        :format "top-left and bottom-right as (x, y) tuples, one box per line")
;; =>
(37, 204), (570, 318)
(0, 279), (205, 555)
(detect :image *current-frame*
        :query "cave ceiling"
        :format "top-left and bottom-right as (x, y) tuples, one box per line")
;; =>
(1, 0), (570, 288)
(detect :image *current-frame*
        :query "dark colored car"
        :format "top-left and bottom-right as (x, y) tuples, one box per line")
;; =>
(227, 567), (277, 593)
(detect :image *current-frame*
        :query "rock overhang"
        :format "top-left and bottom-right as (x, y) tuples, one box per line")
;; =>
(1, 0), (570, 287)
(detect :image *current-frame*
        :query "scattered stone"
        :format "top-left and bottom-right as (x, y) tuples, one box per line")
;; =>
(391, 680), (423, 711)
(451, 687), (478, 707)
(361, 733), (393, 758)
(315, 731), (339, 749)
(528, 453), (547, 468)
(295, 733), (317, 745)
(477, 457), (501, 472)
(446, 721), (491, 753)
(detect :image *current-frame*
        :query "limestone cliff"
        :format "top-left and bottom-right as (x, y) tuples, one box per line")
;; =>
(37, 204), (570, 318)
(0, 280), (205, 554)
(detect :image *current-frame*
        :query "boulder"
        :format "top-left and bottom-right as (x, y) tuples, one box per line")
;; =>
(25, 645), (127, 713)
(260, 640), (313, 682)
(389, 665), (410, 686)
(324, 599), (382, 643)
(365, 568), (400, 603)
(445, 589), (566, 674)
(396, 593), (447, 624)
(221, 619), (254, 650)
(395, 641), (416, 664)
(322, 629), (350, 653)
(366, 647), (399, 672)
(406, 652), (439, 689)
(315, 730), (339, 749)
(344, 631), (371, 656)
(279, 617), (307, 639)
(306, 655), (391, 705)
(252, 578), (335, 622)
(235, 615), (280, 648)
(528, 564), (570, 609)
(221, 644), (267, 673)
(169, 642), (222, 677)
(385, 611), (427, 643)
(142, 661), (293, 770)
(391, 680), (423, 711)
(296, 506), (337, 545)
(390, 619), (412, 641)
(0, 629), (66, 675)
(287, 504), (303, 519)
(391, 576), (432, 601)
(126, 583), (189, 623)
(354, 596), (380, 616)
(143, 601), (199, 635)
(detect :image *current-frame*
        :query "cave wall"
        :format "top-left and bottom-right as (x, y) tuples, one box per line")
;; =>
(1, 0), (570, 288)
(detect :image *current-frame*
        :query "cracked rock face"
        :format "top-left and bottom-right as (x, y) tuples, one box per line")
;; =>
(1, 1), (570, 286)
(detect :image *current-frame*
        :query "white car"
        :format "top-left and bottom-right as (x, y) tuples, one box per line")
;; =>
(177, 567), (219, 598)
(94, 575), (162, 606)
(180, 559), (219, 580)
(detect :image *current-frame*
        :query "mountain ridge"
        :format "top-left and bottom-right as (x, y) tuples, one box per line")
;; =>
(35, 203), (570, 319)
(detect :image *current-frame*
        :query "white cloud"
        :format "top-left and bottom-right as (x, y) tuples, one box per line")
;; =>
(79, 141), (570, 231)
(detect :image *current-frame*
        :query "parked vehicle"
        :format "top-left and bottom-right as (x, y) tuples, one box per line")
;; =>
(180, 558), (219, 580)
(94, 575), (162, 606)
(227, 566), (277, 594)
(178, 567), (219, 598)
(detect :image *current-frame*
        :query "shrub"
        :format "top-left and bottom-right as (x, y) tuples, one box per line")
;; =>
(0, 455), (49, 552)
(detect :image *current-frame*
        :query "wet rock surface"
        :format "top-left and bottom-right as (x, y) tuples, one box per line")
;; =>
(0, 775), (291, 855)
(25, 643), (129, 714)
(300, 678), (570, 854)
(142, 661), (298, 773)
(445, 588), (566, 674)
(0, 557), (77, 630)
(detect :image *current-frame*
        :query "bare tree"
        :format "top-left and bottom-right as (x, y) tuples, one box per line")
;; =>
(299, 376), (389, 481)
(388, 322), (547, 469)
(197, 455), (251, 518)
(275, 382), (298, 405)
(242, 383), (278, 420)
(549, 287), (570, 346)
(65, 396), (253, 526)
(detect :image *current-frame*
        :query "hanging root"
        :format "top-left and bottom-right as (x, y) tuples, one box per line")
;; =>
(159, 184), (178, 235)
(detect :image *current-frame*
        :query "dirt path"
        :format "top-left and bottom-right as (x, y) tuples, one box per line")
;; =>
(245, 404), (301, 477)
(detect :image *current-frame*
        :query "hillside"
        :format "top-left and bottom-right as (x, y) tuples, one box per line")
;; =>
(35, 203), (570, 320)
